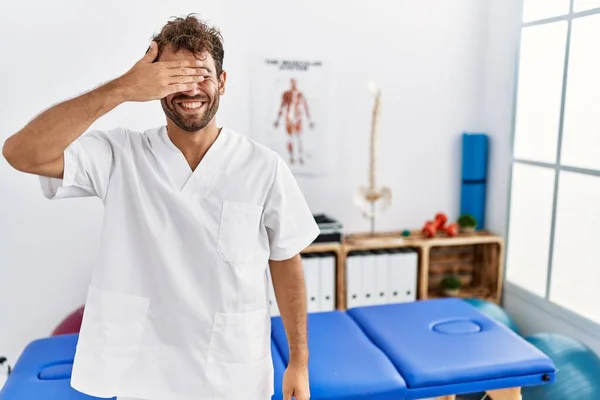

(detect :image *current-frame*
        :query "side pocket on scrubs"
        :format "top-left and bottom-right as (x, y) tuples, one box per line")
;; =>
(217, 201), (264, 263)
(205, 308), (273, 394)
(71, 285), (150, 393)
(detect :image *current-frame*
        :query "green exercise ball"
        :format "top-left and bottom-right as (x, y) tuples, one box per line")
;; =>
(523, 333), (600, 400)
(462, 297), (520, 334)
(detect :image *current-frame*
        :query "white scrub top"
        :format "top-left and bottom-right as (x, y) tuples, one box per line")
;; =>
(39, 125), (320, 400)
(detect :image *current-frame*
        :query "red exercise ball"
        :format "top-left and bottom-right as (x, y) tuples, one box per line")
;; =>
(51, 306), (85, 336)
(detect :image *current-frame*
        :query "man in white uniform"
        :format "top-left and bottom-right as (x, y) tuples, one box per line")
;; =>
(3, 14), (319, 400)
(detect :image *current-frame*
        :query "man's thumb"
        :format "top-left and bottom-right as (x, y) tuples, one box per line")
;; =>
(142, 41), (158, 62)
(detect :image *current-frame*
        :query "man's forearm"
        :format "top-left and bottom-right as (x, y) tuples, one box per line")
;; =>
(3, 79), (126, 170)
(269, 254), (309, 366)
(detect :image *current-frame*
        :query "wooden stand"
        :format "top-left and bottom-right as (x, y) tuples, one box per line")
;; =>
(487, 387), (522, 400)
(439, 387), (521, 399)
(410, 230), (505, 304)
(301, 230), (504, 309)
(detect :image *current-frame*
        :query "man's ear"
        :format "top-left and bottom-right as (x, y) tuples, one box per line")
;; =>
(218, 71), (227, 95)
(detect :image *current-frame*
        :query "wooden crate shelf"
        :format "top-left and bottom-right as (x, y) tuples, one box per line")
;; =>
(301, 229), (504, 310)
(428, 285), (496, 302)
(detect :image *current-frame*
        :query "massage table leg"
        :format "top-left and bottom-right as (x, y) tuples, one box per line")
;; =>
(487, 386), (521, 400)
(438, 386), (521, 400)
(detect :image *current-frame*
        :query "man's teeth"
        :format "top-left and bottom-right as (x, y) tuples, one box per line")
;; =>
(180, 102), (204, 109)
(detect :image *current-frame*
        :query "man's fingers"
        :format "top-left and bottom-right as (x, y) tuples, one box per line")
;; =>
(141, 41), (158, 63)
(162, 59), (205, 69)
(165, 83), (200, 96)
(295, 389), (310, 400)
(283, 387), (294, 400)
(167, 75), (205, 86)
(168, 67), (210, 77)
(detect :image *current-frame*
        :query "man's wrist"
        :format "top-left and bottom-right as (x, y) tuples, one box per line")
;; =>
(289, 347), (309, 367)
(101, 78), (130, 105)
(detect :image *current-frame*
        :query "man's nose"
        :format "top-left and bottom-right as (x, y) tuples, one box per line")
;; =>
(181, 83), (202, 97)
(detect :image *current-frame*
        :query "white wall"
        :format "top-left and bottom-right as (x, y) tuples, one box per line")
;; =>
(480, 0), (523, 236)
(256, 0), (489, 233)
(0, 0), (490, 364)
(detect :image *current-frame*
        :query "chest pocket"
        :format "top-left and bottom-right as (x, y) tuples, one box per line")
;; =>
(217, 201), (264, 263)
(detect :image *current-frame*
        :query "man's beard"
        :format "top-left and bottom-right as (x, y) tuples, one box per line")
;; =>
(161, 90), (220, 132)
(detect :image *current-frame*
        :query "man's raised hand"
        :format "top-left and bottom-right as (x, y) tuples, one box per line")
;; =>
(115, 41), (207, 102)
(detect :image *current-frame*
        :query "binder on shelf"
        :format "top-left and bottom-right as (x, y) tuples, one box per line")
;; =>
(361, 251), (377, 307)
(318, 252), (336, 312)
(387, 248), (403, 304)
(387, 248), (418, 304)
(373, 249), (390, 305)
(302, 253), (321, 313)
(346, 251), (363, 309)
(400, 248), (418, 302)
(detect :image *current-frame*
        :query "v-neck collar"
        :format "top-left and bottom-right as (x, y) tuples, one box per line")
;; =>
(149, 125), (231, 196)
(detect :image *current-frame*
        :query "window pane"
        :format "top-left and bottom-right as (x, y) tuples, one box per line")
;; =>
(550, 171), (600, 324)
(513, 22), (567, 164)
(573, 0), (600, 12)
(522, 0), (570, 22)
(506, 163), (555, 297)
(560, 14), (600, 171)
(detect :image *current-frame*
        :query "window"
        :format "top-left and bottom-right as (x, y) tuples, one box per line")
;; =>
(512, 21), (567, 164)
(550, 171), (600, 323)
(506, 1), (600, 325)
(506, 164), (555, 298)
(522, 0), (570, 22)
(573, 0), (600, 12)
(561, 13), (600, 170)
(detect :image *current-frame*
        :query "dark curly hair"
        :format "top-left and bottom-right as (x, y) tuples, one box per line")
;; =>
(151, 14), (225, 78)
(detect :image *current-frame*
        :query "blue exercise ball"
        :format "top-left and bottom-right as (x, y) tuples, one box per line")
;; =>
(455, 298), (521, 400)
(523, 333), (600, 400)
(462, 298), (520, 334)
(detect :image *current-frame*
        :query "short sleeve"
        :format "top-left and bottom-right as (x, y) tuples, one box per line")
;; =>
(39, 129), (115, 200)
(263, 154), (320, 261)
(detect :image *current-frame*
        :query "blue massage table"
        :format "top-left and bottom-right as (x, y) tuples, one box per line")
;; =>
(0, 299), (556, 400)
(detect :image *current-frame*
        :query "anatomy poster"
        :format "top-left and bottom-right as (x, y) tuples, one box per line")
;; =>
(250, 56), (330, 176)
